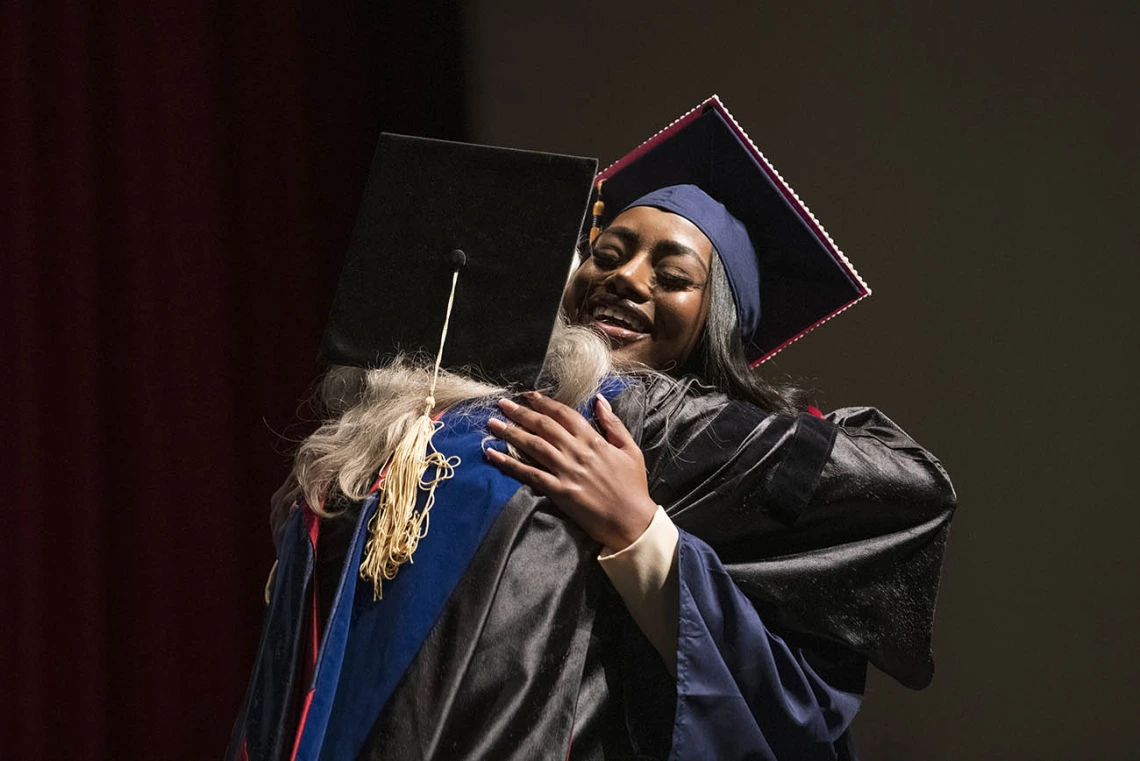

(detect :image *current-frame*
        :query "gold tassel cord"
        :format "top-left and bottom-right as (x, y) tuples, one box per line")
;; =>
(359, 267), (462, 600)
(588, 178), (606, 245)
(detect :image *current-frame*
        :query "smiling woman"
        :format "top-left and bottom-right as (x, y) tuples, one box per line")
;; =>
(485, 98), (955, 759)
(564, 192), (810, 415)
(563, 206), (713, 372)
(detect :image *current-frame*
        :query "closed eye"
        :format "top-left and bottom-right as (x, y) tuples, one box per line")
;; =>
(655, 270), (698, 291)
(590, 247), (622, 268)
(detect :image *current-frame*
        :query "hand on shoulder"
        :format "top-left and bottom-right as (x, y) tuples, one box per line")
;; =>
(485, 391), (658, 550)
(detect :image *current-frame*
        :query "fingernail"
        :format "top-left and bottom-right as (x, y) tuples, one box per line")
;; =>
(596, 394), (611, 411)
(487, 417), (504, 430)
(523, 390), (541, 400)
(498, 397), (517, 410)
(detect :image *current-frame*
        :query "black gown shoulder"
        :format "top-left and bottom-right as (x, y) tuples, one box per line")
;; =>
(613, 374), (957, 689)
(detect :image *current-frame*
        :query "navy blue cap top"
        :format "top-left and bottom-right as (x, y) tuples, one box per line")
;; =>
(596, 96), (869, 365)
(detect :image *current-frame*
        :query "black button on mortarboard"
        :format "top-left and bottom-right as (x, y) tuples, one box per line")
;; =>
(319, 133), (597, 386)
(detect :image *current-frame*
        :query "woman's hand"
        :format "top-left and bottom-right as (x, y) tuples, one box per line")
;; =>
(484, 391), (658, 551)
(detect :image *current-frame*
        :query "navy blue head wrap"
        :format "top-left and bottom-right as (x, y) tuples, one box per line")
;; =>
(619, 183), (761, 344)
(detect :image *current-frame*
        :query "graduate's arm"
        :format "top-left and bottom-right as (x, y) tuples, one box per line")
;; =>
(597, 506), (680, 675)
(601, 510), (866, 760)
(670, 527), (867, 761)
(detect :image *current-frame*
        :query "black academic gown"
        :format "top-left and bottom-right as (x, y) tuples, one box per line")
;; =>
(226, 376), (956, 761)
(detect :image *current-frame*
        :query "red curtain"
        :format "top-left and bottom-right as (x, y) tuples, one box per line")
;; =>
(1, 1), (464, 757)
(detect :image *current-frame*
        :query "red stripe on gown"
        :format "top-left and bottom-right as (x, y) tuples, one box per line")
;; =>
(288, 506), (322, 761)
(287, 462), (394, 760)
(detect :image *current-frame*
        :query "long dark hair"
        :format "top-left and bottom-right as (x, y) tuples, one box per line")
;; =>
(685, 251), (811, 414)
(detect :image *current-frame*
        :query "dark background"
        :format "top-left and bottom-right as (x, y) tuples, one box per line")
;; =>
(4, 1), (1137, 759)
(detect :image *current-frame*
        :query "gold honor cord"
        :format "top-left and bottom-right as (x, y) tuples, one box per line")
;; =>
(359, 264), (463, 600)
(588, 178), (606, 245)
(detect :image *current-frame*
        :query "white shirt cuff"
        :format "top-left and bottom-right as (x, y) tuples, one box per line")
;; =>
(597, 506), (680, 677)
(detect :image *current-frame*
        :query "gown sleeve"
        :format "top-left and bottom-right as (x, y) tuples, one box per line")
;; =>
(599, 505), (868, 759)
(597, 506), (681, 676)
(612, 377), (957, 759)
(672, 528), (866, 760)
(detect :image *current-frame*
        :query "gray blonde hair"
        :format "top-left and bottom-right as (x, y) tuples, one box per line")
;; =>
(292, 321), (615, 514)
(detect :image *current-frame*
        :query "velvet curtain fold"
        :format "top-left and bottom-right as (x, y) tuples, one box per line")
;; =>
(1, 2), (465, 757)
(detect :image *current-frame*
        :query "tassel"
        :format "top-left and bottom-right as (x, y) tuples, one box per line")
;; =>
(588, 178), (606, 245)
(357, 400), (458, 599)
(359, 257), (464, 600)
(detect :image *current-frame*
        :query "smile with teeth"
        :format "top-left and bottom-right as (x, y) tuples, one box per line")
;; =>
(589, 302), (652, 338)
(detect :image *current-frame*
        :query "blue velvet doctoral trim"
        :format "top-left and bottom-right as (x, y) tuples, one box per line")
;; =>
(289, 406), (521, 761)
(670, 530), (863, 761)
(226, 506), (315, 761)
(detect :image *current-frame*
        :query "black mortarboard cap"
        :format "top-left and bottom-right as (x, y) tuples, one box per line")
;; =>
(593, 95), (869, 365)
(321, 133), (598, 385)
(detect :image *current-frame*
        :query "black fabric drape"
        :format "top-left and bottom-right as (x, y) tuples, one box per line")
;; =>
(0, 2), (464, 758)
